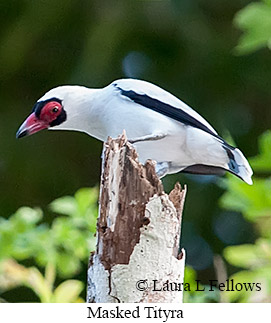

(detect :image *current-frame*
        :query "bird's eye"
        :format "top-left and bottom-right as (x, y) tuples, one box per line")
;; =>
(52, 107), (59, 113)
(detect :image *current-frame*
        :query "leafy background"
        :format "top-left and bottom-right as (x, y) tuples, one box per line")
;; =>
(0, 0), (270, 302)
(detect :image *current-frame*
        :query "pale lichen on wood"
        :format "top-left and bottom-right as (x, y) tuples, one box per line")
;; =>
(87, 132), (186, 303)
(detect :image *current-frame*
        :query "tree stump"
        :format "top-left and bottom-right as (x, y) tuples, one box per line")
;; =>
(87, 132), (186, 303)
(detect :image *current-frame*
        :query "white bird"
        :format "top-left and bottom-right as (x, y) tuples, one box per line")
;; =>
(16, 79), (253, 184)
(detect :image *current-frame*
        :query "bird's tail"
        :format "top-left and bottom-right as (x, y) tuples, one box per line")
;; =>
(226, 147), (253, 185)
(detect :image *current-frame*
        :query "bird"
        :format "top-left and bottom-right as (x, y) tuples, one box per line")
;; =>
(16, 78), (253, 184)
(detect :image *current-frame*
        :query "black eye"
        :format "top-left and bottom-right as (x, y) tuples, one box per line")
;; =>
(52, 107), (59, 113)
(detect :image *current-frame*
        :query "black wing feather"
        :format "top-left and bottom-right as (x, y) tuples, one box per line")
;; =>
(117, 87), (234, 149)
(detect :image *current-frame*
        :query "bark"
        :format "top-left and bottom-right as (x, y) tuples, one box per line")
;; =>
(87, 132), (186, 303)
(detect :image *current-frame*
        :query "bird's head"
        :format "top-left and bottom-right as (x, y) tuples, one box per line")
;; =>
(16, 85), (93, 139)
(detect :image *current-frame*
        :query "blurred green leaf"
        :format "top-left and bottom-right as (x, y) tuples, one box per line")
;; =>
(0, 207), (47, 261)
(50, 196), (77, 217)
(183, 266), (220, 303)
(220, 177), (271, 222)
(0, 187), (98, 281)
(56, 252), (81, 277)
(249, 130), (271, 172)
(14, 207), (43, 225)
(0, 186), (98, 302)
(224, 244), (259, 269)
(50, 187), (98, 232)
(220, 129), (271, 302)
(224, 239), (271, 269)
(234, 0), (271, 55)
(53, 280), (84, 303)
(223, 271), (261, 302)
(0, 259), (84, 303)
(75, 187), (97, 216)
(222, 265), (271, 302)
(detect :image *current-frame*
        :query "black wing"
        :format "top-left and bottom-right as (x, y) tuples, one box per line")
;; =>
(117, 86), (234, 149)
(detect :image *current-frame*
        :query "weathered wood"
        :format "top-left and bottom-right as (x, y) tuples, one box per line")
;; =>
(87, 132), (186, 303)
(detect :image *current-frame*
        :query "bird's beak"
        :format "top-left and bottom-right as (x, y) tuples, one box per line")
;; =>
(16, 113), (49, 139)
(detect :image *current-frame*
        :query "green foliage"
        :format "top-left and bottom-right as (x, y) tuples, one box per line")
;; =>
(220, 131), (271, 234)
(183, 266), (220, 303)
(234, 0), (271, 54)
(0, 187), (98, 302)
(220, 131), (271, 302)
(224, 239), (271, 269)
(249, 130), (271, 173)
(220, 177), (271, 223)
(0, 0), (269, 304)
(0, 260), (84, 303)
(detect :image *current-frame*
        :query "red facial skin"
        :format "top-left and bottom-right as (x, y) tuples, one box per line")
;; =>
(39, 101), (62, 123)
(16, 101), (62, 138)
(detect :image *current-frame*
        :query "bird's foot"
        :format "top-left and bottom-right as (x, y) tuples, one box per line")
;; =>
(129, 133), (166, 144)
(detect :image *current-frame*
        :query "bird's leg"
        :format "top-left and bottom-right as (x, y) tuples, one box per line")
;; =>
(155, 161), (170, 178)
(129, 133), (166, 144)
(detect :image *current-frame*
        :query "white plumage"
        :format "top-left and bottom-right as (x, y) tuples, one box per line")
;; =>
(16, 78), (253, 184)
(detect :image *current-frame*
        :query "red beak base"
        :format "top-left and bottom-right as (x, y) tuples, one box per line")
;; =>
(16, 113), (49, 139)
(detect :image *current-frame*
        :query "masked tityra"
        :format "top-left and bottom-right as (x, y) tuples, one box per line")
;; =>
(16, 78), (253, 184)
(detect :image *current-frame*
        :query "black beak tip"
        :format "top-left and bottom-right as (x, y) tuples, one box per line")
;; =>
(16, 129), (28, 139)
